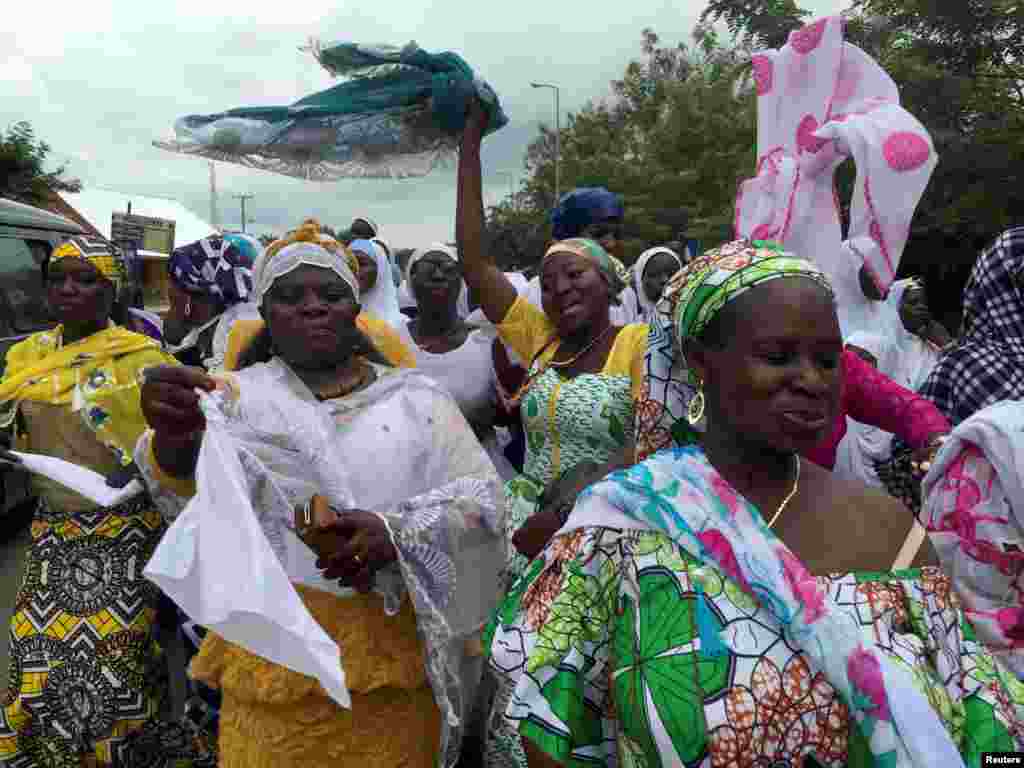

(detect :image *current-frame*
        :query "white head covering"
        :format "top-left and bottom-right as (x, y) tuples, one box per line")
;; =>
(876, 278), (941, 392)
(352, 217), (379, 237)
(405, 243), (470, 317)
(632, 246), (683, 318)
(349, 239), (404, 329)
(253, 241), (359, 307)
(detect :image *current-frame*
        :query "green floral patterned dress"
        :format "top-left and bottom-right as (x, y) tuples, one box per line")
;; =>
(504, 366), (634, 582)
(488, 297), (647, 768)
(486, 444), (1024, 767)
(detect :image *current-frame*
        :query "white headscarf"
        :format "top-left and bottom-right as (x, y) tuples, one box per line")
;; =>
(252, 241), (359, 307)
(876, 278), (942, 393)
(632, 246), (683, 319)
(350, 239), (405, 329)
(405, 243), (470, 318)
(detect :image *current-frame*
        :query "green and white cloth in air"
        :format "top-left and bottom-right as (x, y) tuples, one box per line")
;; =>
(154, 40), (507, 180)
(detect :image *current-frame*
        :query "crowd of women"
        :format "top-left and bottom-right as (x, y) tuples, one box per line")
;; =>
(1, 13), (1024, 768)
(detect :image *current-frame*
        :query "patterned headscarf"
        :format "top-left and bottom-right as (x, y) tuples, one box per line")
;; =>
(49, 236), (125, 289)
(253, 223), (360, 306)
(222, 232), (265, 268)
(169, 235), (254, 307)
(550, 188), (624, 240)
(920, 227), (1024, 426)
(636, 239), (833, 460)
(542, 238), (630, 302)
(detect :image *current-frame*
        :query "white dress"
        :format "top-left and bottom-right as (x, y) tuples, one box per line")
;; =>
(397, 322), (516, 481)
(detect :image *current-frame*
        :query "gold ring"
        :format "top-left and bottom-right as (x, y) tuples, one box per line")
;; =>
(353, 554), (363, 565)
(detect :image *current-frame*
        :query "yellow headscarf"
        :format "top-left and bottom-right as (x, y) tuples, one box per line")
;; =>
(0, 326), (177, 466)
(50, 236), (126, 288)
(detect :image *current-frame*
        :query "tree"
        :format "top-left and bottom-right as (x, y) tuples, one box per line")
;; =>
(485, 25), (757, 269)
(0, 122), (81, 205)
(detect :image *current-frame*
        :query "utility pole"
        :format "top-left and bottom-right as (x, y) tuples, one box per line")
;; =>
(209, 162), (220, 230)
(233, 194), (254, 233)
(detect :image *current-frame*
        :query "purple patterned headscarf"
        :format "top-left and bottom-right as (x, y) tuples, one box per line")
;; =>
(168, 235), (254, 307)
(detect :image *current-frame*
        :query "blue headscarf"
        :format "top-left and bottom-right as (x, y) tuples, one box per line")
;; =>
(169, 235), (254, 307)
(222, 233), (265, 269)
(550, 187), (624, 240)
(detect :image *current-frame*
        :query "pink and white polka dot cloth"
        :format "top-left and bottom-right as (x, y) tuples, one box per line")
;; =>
(734, 15), (938, 337)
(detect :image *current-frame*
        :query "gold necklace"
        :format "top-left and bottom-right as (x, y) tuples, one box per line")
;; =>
(548, 325), (615, 369)
(508, 325), (616, 406)
(315, 358), (374, 400)
(766, 455), (801, 528)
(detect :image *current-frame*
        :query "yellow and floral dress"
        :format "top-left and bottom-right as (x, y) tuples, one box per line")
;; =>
(0, 325), (212, 766)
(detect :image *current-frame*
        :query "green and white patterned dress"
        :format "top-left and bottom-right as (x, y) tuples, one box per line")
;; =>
(488, 296), (647, 768)
(486, 448), (1024, 767)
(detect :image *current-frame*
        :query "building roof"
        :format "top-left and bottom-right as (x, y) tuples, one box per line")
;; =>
(57, 188), (219, 254)
(0, 197), (85, 234)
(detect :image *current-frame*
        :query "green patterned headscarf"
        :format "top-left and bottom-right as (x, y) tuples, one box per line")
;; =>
(543, 237), (630, 299)
(673, 240), (832, 375)
(636, 239), (833, 459)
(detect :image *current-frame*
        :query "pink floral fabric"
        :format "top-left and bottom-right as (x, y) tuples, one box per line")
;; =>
(922, 400), (1024, 679)
(733, 15), (937, 337)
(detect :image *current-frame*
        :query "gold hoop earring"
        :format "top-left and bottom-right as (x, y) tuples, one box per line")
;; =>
(687, 381), (706, 426)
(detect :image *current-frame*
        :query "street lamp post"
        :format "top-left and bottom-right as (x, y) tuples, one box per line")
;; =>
(531, 82), (561, 204)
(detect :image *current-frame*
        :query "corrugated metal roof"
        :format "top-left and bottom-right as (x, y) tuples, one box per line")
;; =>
(0, 197), (84, 234)
(58, 188), (219, 252)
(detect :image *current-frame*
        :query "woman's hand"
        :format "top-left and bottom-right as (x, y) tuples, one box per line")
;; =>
(512, 507), (566, 559)
(316, 510), (397, 593)
(514, 461), (607, 559)
(858, 265), (885, 301)
(141, 365), (215, 438)
(911, 432), (949, 472)
(141, 365), (215, 478)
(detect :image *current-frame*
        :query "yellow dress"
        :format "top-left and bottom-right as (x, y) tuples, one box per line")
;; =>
(0, 327), (204, 766)
(190, 587), (440, 768)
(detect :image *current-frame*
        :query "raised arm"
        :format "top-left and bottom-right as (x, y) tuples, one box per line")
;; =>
(843, 349), (949, 449)
(457, 101), (519, 325)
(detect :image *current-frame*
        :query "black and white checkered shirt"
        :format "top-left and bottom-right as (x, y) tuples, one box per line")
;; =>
(920, 227), (1024, 425)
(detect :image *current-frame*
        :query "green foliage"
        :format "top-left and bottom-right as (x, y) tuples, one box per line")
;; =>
(0, 121), (81, 205)
(485, 25), (757, 268)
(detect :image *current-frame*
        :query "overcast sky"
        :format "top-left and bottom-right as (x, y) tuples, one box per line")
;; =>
(3, 0), (846, 250)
